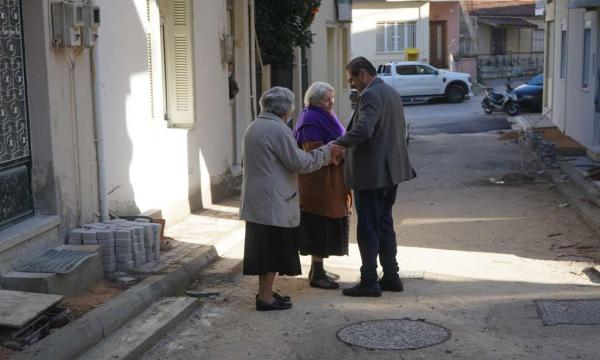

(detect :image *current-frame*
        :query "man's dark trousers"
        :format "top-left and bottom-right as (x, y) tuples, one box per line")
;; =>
(354, 184), (399, 284)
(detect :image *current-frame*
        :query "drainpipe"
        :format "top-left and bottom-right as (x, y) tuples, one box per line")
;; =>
(90, 48), (109, 222)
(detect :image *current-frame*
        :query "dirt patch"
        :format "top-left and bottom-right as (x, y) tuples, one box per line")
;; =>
(62, 280), (124, 318)
(498, 131), (520, 141)
(0, 346), (15, 360)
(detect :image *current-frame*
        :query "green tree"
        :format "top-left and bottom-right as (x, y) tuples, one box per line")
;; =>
(255, 0), (321, 65)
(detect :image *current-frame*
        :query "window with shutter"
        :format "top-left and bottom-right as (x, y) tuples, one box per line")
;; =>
(160, 0), (194, 126)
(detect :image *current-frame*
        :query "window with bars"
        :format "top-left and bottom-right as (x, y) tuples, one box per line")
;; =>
(531, 29), (544, 52)
(376, 22), (416, 53)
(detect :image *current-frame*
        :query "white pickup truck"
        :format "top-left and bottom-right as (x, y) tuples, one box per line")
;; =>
(377, 61), (473, 103)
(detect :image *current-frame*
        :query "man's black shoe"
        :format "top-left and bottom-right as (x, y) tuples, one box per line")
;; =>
(342, 282), (382, 297)
(379, 275), (404, 292)
(256, 298), (292, 311)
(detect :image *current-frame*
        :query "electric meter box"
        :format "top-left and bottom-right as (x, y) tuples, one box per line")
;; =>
(82, 4), (100, 48)
(51, 1), (84, 48)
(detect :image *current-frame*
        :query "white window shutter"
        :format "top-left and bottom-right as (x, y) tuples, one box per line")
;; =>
(163, 0), (194, 125)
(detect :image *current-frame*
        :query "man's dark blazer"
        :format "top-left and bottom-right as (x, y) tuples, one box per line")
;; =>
(336, 77), (416, 190)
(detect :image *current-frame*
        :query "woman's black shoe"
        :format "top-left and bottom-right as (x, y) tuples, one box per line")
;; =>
(255, 292), (291, 303)
(309, 267), (340, 281)
(309, 277), (340, 289)
(310, 262), (340, 289)
(256, 298), (293, 311)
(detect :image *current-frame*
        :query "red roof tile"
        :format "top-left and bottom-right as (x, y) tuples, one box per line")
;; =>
(465, 0), (536, 17)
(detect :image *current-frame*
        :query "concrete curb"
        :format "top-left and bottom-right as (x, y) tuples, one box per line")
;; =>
(79, 297), (199, 360)
(511, 120), (600, 235)
(547, 166), (600, 235)
(558, 162), (600, 207)
(13, 245), (219, 360)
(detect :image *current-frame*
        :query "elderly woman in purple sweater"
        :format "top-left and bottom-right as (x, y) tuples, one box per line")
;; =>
(293, 82), (351, 289)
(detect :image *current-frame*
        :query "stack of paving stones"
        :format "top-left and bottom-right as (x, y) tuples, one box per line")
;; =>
(67, 219), (161, 276)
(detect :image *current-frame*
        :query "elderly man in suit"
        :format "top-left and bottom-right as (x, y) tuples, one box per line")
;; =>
(334, 57), (416, 297)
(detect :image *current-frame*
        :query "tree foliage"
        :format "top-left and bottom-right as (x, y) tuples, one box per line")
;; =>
(255, 0), (321, 65)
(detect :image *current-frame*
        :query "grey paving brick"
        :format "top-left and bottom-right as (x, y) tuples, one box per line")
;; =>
(116, 239), (133, 247)
(103, 262), (117, 272)
(116, 261), (134, 271)
(116, 246), (133, 255)
(99, 238), (115, 248)
(101, 247), (115, 256)
(115, 230), (132, 240)
(116, 254), (133, 263)
(82, 231), (97, 242)
(69, 228), (86, 241)
(96, 230), (114, 240)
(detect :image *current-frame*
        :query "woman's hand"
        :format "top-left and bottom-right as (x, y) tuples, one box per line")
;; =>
(328, 142), (345, 165)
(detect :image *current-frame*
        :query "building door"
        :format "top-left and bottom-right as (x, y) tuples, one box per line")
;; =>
(491, 28), (507, 54)
(0, 0), (33, 231)
(429, 21), (447, 68)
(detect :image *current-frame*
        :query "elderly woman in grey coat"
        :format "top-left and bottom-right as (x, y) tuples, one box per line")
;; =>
(240, 86), (344, 311)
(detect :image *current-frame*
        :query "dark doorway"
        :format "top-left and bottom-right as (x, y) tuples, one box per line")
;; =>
(430, 21), (447, 68)
(491, 28), (507, 55)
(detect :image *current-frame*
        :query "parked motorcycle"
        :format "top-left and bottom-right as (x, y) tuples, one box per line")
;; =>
(481, 78), (520, 116)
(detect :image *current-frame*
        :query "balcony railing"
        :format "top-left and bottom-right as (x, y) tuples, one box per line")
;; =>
(475, 52), (544, 79)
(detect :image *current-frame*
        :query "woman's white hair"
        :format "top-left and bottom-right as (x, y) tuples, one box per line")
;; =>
(304, 82), (335, 107)
(259, 86), (295, 117)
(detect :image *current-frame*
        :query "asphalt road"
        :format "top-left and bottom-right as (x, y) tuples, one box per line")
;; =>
(404, 77), (532, 136)
(404, 95), (511, 136)
(142, 133), (600, 360)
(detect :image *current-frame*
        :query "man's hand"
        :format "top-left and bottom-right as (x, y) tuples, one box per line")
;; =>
(329, 143), (346, 165)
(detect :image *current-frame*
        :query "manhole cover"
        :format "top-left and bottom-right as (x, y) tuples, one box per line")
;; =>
(336, 319), (450, 350)
(535, 299), (600, 326)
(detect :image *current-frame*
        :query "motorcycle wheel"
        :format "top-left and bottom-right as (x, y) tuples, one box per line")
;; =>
(483, 106), (493, 114)
(506, 102), (520, 116)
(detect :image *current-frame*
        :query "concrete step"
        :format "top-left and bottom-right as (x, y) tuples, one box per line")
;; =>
(77, 297), (198, 360)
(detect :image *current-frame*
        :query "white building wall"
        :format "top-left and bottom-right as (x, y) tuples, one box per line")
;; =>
(546, 0), (600, 154)
(351, 1), (430, 67)
(549, 2), (569, 131)
(95, 0), (249, 224)
(308, 1), (353, 122)
(564, 8), (596, 147)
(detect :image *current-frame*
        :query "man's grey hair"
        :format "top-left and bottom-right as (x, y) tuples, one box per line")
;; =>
(259, 86), (295, 116)
(304, 82), (335, 107)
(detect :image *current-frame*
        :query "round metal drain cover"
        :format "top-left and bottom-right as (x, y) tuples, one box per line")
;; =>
(337, 319), (450, 350)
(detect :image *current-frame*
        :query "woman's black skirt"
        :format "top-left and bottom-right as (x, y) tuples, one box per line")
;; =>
(243, 221), (302, 276)
(299, 212), (349, 258)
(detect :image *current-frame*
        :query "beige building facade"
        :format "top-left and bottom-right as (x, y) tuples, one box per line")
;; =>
(306, 0), (353, 121)
(0, 0), (255, 273)
(351, 0), (461, 70)
(543, 0), (600, 157)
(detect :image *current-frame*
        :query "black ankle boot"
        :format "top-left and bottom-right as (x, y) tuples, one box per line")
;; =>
(309, 261), (339, 289)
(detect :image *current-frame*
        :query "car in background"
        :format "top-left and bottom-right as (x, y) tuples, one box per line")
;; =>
(376, 61), (473, 103)
(515, 74), (543, 112)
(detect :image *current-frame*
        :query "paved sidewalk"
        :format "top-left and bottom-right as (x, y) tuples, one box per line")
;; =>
(510, 118), (600, 239)
(14, 197), (244, 360)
